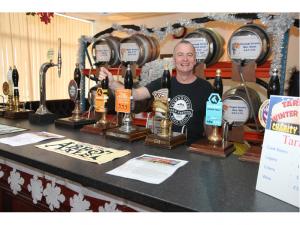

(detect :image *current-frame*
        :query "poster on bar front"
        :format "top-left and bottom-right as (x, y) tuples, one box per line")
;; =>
(256, 95), (300, 208)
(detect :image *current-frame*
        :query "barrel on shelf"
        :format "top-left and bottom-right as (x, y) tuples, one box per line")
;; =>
(184, 28), (225, 66)
(91, 36), (121, 67)
(120, 34), (160, 67)
(222, 85), (262, 126)
(227, 24), (271, 65)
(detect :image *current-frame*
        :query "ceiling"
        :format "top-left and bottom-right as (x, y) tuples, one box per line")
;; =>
(61, 13), (176, 23)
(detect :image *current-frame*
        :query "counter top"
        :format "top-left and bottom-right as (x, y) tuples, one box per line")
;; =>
(0, 118), (297, 212)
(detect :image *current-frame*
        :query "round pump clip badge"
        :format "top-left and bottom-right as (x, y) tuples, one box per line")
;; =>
(68, 80), (78, 101)
(258, 99), (270, 128)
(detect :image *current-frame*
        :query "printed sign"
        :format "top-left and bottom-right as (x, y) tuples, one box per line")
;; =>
(229, 35), (262, 60)
(223, 99), (249, 124)
(186, 37), (209, 61)
(266, 96), (299, 135)
(95, 88), (108, 112)
(256, 96), (300, 208)
(95, 44), (111, 62)
(205, 93), (222, 126)
(115, 89), (132, 113)
(120, 43), (139, 62)
(107, 154), (188, 184)
(36, 139), (130, 165)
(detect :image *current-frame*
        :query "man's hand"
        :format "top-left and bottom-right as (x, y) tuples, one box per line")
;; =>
(99, 67), (114, 87)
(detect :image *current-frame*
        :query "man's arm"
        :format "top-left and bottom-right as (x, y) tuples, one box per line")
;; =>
(132, 86), (151, 101)
(98, 67), (151, 101)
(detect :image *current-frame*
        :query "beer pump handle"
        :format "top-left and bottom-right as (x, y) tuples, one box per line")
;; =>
(74, 63), (81, 101)
(74, 63), (81, 86)
(124, 64), (133, 90)
(101, 76), (109, 90)
(57, 38), (62, 77)
(12, 66), (19, 97)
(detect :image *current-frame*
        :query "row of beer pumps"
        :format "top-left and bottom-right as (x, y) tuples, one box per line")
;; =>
(0, 55), (278, 154)
(3, 66), (20, 112)
(1, 38), (62, 122)
(55, 60), (229, 151)
(1, 66), (34, 119)
(0, 24), (281, 161)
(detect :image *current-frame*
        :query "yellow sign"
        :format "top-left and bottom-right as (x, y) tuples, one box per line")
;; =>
(35, 139), (130, 164)
(115, 89), (132, 113)
(95, 88), (108, 112)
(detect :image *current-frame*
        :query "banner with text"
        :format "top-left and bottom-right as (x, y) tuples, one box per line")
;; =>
(36, 139), (130, 165)
(256, 95), (299, 207)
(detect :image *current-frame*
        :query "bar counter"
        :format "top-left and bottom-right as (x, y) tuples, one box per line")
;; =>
(0, 118), (297, 212)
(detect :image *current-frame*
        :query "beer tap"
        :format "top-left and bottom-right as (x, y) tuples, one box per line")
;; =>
(71, 63), (82, 121)
(97, 75), (109, 125)
(160, 64), (172, 137)
(12, 66), (20, 112)
(36, 38), (62, 115)
(6, 67), (14, 111)
(120, 64), (134, 132)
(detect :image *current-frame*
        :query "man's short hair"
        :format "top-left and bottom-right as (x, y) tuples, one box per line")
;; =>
(173, 40), (196, 55)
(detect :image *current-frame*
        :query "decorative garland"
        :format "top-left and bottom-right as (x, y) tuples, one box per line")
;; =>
(26, 12), (54, 24)
(90, 13), (298, 41)
(257, 14), (295, 75)
(77, 13), (298, 86)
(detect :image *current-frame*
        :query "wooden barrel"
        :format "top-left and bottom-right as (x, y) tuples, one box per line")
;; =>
(184, 28), (224, 66)
(91, 36), (121, 67)
(120, 34), (160, 67)
(147, 36), (160, 61)
(227, 24), (271, 65)
(222, 85), (262, 126)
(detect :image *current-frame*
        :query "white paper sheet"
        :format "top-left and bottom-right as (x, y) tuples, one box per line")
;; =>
(0, 124), (27, 135)
(107, 154), (188, 184)
(0, 131), (64, 146)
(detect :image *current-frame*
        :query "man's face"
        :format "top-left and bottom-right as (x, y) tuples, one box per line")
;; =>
(173, 43), (196, 74)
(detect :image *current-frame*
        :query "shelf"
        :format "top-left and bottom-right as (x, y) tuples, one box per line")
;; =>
(82, 61), (271, 79)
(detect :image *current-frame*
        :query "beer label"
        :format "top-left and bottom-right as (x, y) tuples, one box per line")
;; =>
(95, 88), (108, 112)
(258, 99), (270, 128)
(2, 82), (10, 95)
(68, 80), (78, 101)
(205, 93), (222, 126)
(115, 89), (131, 113)
(185, 37), (209, 61)
(229, 35), (262, 60)
(223, 99), (249, 124)
(152, 88), (169, 115)
(153, 88), (168, 101)
(120, 43), (139, 62)
(7, 69), (12, 82)
(95, 44), (111, 62)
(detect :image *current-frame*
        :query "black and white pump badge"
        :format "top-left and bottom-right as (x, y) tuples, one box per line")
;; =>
(169, 95), (193, 126)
